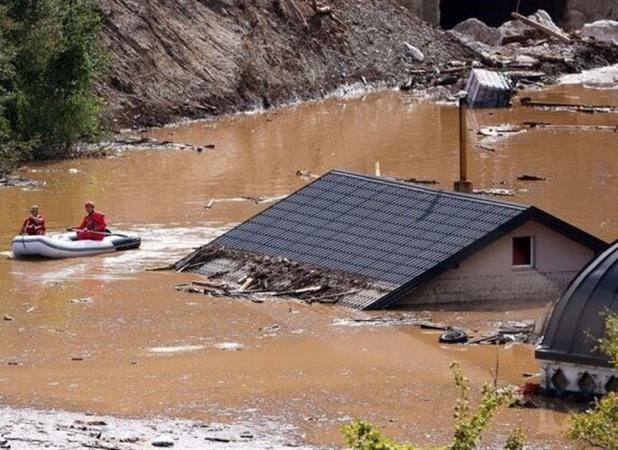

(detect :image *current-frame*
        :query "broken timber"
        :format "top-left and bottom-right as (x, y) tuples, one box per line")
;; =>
(511, 12), (571, 43)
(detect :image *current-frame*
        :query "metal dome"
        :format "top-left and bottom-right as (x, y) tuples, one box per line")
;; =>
(536, 241), (618, 368)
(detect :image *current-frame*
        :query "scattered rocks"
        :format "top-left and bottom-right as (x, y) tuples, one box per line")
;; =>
(0, 406), (314, 449)
(581, 20), (618, 45)
(452, 18), (503, 46)
(3, 315), (14, 321)
(403, 42), (424, 62)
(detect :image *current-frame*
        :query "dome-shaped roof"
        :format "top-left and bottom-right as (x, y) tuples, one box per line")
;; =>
(536, 241), (618, 367)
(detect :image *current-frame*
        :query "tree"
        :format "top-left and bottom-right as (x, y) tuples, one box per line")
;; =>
(0, 0), (104, 169)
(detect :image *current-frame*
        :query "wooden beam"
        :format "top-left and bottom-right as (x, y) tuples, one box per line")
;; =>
(511, 12), (571, 43)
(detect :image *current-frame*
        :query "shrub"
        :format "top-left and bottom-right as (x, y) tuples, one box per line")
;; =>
(569, 313), (618, 450)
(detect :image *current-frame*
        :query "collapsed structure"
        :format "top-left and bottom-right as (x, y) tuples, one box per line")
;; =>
(536, 241), (618, 396)
(179, 170), (607, 309)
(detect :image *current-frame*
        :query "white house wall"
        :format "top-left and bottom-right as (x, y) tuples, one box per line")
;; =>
(400, 220), (595, 306)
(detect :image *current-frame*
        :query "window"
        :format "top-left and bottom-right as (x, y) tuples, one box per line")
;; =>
(513, 236), (534, 267)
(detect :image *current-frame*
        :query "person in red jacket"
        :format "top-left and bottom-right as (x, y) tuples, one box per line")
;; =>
(20, 205), (46, 235)
(71, 201), (107, 241)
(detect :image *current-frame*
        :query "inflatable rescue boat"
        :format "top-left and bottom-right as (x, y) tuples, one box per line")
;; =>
(11, 232), (141, 259)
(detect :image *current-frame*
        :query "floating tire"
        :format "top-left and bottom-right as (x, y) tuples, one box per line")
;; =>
(439, 330), (468, 344)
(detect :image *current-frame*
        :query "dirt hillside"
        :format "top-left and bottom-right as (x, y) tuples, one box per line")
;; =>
(97, 0), (468, 128)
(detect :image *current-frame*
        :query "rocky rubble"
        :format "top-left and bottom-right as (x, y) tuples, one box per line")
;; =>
(448, 10), (618, 89)
(0, 406), (318, 449)
(582, 20), (618, 45)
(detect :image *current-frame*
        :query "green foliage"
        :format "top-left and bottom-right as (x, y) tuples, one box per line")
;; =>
(569, 313), (618, 450)
(342, 362), (517, 450)
(0, 0), (104, 170)
(503, 428), (525, 450)
(598, 313), (618, 366)
(569, 393), (618, 450)
(449, 362), (514, 450)
(342, 420), (419, 450)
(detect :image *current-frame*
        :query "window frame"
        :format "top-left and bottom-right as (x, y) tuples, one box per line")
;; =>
(512, 235), (535, 269)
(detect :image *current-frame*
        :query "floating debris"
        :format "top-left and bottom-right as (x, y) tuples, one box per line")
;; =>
(517, 174), (547, 181)
(214, 342), (244, 351)
(296, 169), (319, 180)
(469, 320), (536, 345)
(69, 297), (94, 305)
(148, 345), (204, 354)
(474, 188), (516, 196)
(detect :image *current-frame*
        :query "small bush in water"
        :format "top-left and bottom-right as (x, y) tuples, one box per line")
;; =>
(342, 362), (523, 450)
(569, 313), (618, 450)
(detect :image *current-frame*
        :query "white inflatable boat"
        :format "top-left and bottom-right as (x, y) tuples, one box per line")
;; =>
(11, 232), (141, 259)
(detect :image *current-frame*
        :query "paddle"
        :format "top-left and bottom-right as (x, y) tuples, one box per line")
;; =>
(66, 228), (130, 238)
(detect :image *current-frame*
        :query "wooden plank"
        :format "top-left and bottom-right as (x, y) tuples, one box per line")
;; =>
(511, 12), (571, 43)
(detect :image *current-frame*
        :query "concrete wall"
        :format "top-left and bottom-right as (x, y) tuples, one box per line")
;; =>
(539, 360), (617, 395)
(399, 220), (595, 306)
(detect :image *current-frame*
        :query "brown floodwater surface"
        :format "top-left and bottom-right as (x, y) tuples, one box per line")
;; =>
(0, 85), (617, 448)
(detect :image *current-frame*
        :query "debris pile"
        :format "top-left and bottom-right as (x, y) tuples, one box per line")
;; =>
(469, 320), (536, 345)
(0, 175), (44, 190)
(448, 10), (618, 90)
(174, 246), (386, 305)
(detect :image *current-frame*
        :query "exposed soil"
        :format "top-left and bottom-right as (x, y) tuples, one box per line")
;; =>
(96, 0), (469, 128)
(96, 1), (618, 130)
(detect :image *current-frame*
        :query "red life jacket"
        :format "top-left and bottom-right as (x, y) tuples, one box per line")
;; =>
(78, 211), (107, 232)
(76, 211), (107, 241)
(23, 216), (46, 235)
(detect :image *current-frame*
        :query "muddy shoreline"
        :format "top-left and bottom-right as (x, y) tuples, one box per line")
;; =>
(0, 405), (318, 449)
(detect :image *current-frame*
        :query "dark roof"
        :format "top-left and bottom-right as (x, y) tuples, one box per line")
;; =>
(208, 170), (608, 309)
(536, 241), (618, 367)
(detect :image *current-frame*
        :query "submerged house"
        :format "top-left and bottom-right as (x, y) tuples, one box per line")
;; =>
(536, 241), (618, 396)
(195, 169), (607, 309)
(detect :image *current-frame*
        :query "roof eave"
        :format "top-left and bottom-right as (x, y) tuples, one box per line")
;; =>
(367, 207), (609, 310)
(527, 206), (609, 254)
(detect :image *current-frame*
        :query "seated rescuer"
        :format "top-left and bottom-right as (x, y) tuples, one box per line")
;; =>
(71, 201), (107, 241)
(20, 205), (46, 235)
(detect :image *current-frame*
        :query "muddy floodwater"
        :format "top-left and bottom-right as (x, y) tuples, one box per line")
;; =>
(1, 84), (618, 448)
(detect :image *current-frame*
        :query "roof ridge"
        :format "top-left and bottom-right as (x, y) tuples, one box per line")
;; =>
(329, 169), (529, 211)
